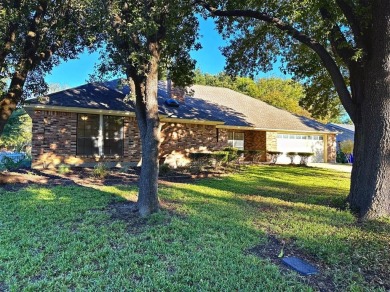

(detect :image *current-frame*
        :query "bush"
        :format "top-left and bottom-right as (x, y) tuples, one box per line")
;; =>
(223, 147), (239, 162)
(93, 163), (108, 179)
(336, 151), (349, 163)
(0, 155), (24, 171)
(297, 152), (313, 165)
(159, 163), (171, 176)
(57, 164), (71, 175)
(340, 140), (354, 154)
(286, 152), (297, 164)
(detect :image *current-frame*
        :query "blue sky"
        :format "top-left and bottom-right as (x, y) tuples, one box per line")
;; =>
(45, 18), (286, 88)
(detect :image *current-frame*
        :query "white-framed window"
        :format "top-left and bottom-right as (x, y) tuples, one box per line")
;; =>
(277, 134), (324, 141)
(228, 132), (244, 150)
(77, 114), (124, 156)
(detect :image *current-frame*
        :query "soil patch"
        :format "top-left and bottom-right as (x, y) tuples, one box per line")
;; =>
(248, 235), (336, 291)
(0, 166), (233, 191)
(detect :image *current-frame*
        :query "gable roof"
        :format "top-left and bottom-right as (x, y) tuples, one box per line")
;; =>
(26, 79), (334, 133)
(326, 123), (355, 133)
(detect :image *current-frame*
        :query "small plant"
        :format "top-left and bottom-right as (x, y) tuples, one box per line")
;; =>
(267, 151), (283, 164)
(93, 162), (108, 179)
(57, 164), (71, 175)
(286, 152), (297, 164)
(297, 152), (313, 165)
(159, 163), (171, 176)
(0, 156), (23, 171)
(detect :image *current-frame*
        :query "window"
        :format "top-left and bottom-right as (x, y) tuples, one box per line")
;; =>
(76, 114), (124, 156)
(77, 114), (99, 155)
(103, 115), (124, 156)
(228, 132), (244, 150)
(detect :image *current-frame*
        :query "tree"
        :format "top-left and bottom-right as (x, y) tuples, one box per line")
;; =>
(0, 0), (92, 134)
(198, 0), (390, 219)
(91, 0), (199, 216)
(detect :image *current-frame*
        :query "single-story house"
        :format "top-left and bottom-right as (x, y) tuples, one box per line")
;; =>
(24, 80), (337, 168)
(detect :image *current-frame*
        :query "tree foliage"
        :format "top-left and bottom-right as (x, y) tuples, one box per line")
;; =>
(0, 0), (93, 133)
(0, 108), (31, 151)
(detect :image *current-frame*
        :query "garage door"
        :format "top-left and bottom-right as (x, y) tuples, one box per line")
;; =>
(276, 134), (324, 163)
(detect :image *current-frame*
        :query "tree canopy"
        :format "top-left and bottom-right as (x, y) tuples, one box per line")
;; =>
(0, 0), (93, 133)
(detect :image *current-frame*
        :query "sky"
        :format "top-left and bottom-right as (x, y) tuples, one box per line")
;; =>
(45, 18), (286, 89)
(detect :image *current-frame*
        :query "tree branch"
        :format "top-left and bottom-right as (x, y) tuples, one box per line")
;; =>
(319, 7), (355, 66)
(335, 0), (367, 51)
(198, 1), (357, 121)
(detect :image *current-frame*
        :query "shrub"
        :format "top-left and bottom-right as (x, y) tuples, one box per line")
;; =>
(159, 163), (171, 176)
(297, 152), (313, 165)
(340, 140), (354, 154)
(93, 163), (108, 179)
(57, 164), (71, 175)
(0, 156), (23, 171)
(223, 147), (239, 162)
(286, 152), (297, 164)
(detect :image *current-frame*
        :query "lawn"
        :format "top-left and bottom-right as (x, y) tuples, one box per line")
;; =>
(0, 165), (389, 291)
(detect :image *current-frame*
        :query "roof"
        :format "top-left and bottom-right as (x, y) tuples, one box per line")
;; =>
(26, 79), (334, 133)
(327, 123), (355, 133)
(188, 85), (332, 132)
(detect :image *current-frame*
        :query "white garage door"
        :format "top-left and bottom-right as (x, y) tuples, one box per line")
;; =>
(276, 134), (324, 163)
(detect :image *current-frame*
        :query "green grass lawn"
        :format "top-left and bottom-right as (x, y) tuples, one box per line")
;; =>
(1, 165), (389, 291)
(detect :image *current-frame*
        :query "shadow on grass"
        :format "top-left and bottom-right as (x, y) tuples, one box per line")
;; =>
(194, 165), (350, 209)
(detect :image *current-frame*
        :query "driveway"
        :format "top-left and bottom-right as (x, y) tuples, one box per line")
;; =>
(308, 163), (352, 173)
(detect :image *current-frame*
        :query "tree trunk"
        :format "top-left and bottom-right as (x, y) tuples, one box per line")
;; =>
(0, 69), (28, 134)
(131, 43), (161, 217)
(348, 1), (390, 219)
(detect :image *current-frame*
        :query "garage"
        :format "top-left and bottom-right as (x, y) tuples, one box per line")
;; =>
(276, 133), (325, 163)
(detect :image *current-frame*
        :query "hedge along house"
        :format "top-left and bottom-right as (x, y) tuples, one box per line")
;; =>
(24, 80), (337, 169)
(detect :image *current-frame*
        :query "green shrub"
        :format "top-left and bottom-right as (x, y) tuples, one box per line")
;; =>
(340, 140), (354, 154)
(286, 152), (297, 164)
(223, 147), (239, 162)
(297, 152), (313, 165)
(93, 163), (108, 179)
(159, 163), (171, 176)
(0, 156), (23, 171)
(57, 164), (71, 175)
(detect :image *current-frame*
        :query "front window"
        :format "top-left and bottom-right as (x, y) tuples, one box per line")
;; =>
(77, 114), (99, 155)
(228, 132), (244, 150)
(103, 115), (124, 156)
(76, 114), (124, 156)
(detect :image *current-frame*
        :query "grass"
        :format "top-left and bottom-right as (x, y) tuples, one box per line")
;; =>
(0, 165), (389, 291)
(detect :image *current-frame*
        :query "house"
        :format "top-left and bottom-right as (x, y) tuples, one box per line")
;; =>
(326, 123), (355, 150)
(24, 80), (337, 168)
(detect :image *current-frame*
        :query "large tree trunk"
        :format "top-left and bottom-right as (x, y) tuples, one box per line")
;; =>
(0, 69), (28, 133)
(130, 42), (161, 217)
(348, 1), (390, 219)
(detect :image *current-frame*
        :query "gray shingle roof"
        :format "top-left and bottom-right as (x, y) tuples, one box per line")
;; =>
(188, 85), (332, 132)
(27, 80), (333, 133)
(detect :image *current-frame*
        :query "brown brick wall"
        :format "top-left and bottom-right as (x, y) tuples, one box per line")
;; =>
(243, 130), (267, 161)
(30, 111), (229, 168)
(31, 111), (142, 168)
(160, 123), (229, 167)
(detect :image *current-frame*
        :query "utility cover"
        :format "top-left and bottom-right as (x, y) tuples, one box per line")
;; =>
(282, 257), (319, 276)
(165, 99), (180, 107)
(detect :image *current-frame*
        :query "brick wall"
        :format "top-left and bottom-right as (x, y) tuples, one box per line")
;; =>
(327, 134), (337, 163)
(160, 123), (229, 167)
(31, 110), (142, 168)
(30, 110), (229, 168)
(243, 130), (267, 161)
